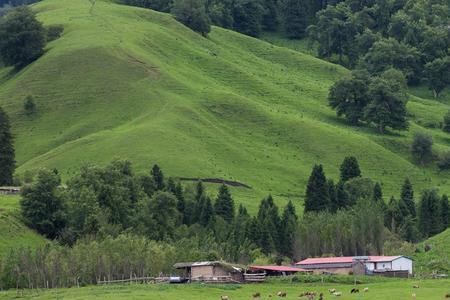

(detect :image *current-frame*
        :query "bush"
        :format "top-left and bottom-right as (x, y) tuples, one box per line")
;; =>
(411, 132), (433, 165)
(437, 151), (450, 170)
(46, 24), (64, 42)
(23, 95), (36, 115)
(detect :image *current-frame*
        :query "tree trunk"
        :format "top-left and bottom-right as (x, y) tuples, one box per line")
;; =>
(433, 89), (439, 99)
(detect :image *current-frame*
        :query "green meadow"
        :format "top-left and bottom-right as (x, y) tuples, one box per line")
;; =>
(0, 0), (450, 213)
(1, 279), (449, 300)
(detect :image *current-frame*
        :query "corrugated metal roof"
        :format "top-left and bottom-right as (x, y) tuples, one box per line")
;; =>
(296, 256), (405, 265)
(249, 265), (309, 272)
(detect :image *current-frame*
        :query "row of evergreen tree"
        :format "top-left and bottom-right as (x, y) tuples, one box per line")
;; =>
(304, 155), (450, 242)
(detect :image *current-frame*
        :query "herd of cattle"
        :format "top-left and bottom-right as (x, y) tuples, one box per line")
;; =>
(219, 285), (450, 299)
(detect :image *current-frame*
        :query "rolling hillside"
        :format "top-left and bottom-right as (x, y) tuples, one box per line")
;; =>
(411, 229), (450, 274)
(1, 0), (450, 212)
(0, 195), (46, 257)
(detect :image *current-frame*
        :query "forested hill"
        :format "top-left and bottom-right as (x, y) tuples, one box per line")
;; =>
(0, 0), (450, 211)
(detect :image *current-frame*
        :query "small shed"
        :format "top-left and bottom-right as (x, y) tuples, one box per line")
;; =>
(173, 261), (243, 283)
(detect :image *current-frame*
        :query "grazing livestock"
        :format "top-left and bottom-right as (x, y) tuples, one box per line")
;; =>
(221, 296), (229, 300)
(333, 291), (342, 296)
(363, 287), (369, 292)
(413, 285), (419, 288)
(299, 291), (317, 298)
(351, 288), (359, 293)
(328, 289), (336, 294)
(252, 292), (261, 299)
(277, 291), (287, 297)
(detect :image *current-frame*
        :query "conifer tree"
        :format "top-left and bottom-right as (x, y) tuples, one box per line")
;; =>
(442, 194), (449, 230)
(335, 180), (348, 210)
(151, 164), (165, 190)
(195, 180), (204, 202)
(385, 196), (399, 232)
(419, 189), (442, 237)
(214, 184), (235, 222)
(280, 200), (297, 257)
(0, 107), (15, 186)
(166, 177), (176, 194)
(304, 164), (330, 212)
(199, 196), (214, 226)
(175, 182), (187, 223)
(373, 182), (383, 202)
(327, 179), (338, 212)
(339, 156), (361, 182)
(400, 178), (415, 217)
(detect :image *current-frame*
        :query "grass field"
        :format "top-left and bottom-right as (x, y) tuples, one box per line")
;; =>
(410, 228), (450, 274)
(0, 195), (47, 258)
(1, 0), (450, 213)
(0, 279), (449, 299)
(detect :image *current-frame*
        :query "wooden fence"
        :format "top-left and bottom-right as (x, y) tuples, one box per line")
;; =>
(243, 273), (266, 283)
(97, 276), (169, 284)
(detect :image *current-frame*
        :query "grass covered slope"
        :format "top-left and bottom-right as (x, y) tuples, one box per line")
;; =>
(1, 0), (450, 211)
(0, 195), (46, 257)
(412, 229), (450, 274)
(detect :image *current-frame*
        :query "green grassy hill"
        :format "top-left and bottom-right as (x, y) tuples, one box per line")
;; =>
(1, 0), (450, 212)
(0, 195), (46, 257)
(411, 229), (450, 275)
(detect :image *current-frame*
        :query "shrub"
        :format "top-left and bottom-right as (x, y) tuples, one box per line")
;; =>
(437, 151), (450, 170)
(411, 132), (433, 165)
(46, 24), (64, 42)
(23, 95), (36, 115)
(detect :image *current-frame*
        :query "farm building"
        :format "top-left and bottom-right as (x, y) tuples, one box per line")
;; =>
(173, 261), (244, 283)
(296, 256), (413, 277)
(248, 265), (312, 277)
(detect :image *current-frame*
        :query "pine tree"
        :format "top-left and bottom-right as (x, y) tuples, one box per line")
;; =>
(151, 164), (165, 190)
(199, 196), (214, 226)
(385, 196), (399, 232)
(304, 164), (330, 212)
(0, 107), (15, 186)
(327, 179), (338, 212)
(335, 180), (348, 210)
(175, 182), (186, 223)
(339, 156), (361, 182)
(400, 178), (415, 217)
(419, 189), (442, 237)
(280, 200), (297, 257)
(373, 182), (383, 202)
(441, 194), (449, 230)
(214, 184), (235, 222)
(166, 177), (176, 194)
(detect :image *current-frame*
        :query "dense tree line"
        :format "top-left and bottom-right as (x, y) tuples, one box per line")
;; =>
(304, 156), (450, 243)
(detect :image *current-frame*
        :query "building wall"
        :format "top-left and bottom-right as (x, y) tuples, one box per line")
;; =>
(309, 267), (353, 275)
(213, 266), (229, 276)
(374, 261), (392, 270)
(391, 257), (413, 274)
(191, 266), (214, 278)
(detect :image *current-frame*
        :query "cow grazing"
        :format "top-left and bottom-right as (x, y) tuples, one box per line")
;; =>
(363, 287), (369, 292)
(413, 285), (420, 289)
(333, 292), (342, 297)
(252, 292), (261, 299)
(221, 296), (229, 300)
(351, 288), (359, 293)
(328, 288), (336, 294)
(277, 291), (287, 297)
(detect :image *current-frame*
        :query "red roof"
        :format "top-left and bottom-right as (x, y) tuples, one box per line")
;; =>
(296, 256), (403, 265)
(249, 265), (309, 272)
